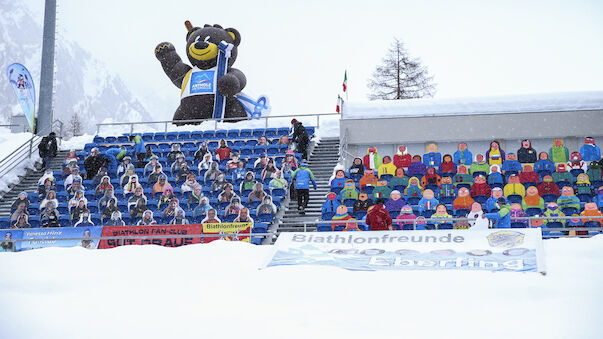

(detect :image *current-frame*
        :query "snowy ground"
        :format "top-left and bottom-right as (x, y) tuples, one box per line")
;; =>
(1, 236), (601, 339)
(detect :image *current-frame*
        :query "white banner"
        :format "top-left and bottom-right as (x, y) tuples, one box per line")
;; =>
(266, 229), (546, 273)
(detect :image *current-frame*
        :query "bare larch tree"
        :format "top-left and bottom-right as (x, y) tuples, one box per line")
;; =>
(368, 38), (436, 100)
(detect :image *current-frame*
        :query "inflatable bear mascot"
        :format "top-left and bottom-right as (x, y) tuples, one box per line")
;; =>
(155, 21), (248, 124)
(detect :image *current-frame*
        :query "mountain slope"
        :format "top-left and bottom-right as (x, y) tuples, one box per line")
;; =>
(0, 0), (152, 134)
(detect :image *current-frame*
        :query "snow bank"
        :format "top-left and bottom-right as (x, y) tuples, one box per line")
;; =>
(1, 236), (601, 339)
(343, 91), (603, 119)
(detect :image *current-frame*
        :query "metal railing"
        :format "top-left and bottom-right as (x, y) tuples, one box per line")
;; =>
(339, 128), (354, 164)
(0, 135), (42, 179)
(295, 215), (603, 238)
(95, 113), (340, 135)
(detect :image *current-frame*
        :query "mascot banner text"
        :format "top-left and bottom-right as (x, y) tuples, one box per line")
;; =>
(266, 229), (546, 273)
(6, 63), (36, 132)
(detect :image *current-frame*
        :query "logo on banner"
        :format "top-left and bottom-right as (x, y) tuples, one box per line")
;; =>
(190, 70), (215, 93)
(202, 222), (251, 242)
(487, 231), (525, 248)
(266, 230), (546, 273)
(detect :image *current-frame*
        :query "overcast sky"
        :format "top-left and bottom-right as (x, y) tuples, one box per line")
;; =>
(22, 0), (603, 120)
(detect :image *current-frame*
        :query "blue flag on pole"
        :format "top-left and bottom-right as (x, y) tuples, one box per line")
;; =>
(6, 63), (36, 132)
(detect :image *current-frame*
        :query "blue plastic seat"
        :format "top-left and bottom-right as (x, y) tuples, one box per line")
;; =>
(507, 194), (523, 204)
(265, 128), (277, 137)
(511, 222), (527, 228)
(248, 129), (263, 137)
(117, 135), (129, 143)
(252, 223), (268, 234)
(203, 131), (216, 139)
(317, 223), (332, 232)
(142, 133), (155, 141)
(93, 136), (105, 143)
(542, 194), (558, 203)
(438, 223), (454, 230)
(238, 129), (251, 138)
(561, 207), (578, 216)
(439, 196), (454, 205)
(165, 132), (178, 141)
(177, 131), (191, 140)
(526, 208), (542, 216)
(454, 208), (470, 217)
(578, 193), (592, 203)
(584, 220), (601, 227)
(267, 145), (279, 156)
(213, 130), (226, 139)
(105, 136), (117, 144)
(277, 127), (289, 136)
(0, 217), (11, 229)
(305, 126), (315, 136)
(190, 131), (203, 140)
(226, 129), (240, 138)
(246, 139), (258, 147)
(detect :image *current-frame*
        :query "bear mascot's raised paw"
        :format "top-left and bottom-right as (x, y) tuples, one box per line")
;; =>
(155, 21), (248, 124)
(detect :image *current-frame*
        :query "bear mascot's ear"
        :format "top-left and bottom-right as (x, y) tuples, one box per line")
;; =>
(185, 20), (201, 40)
(225, 28), (241, 46)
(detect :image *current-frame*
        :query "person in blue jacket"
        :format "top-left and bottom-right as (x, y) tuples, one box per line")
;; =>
(103, 147), (126, 174)
(484, 198), (512, 228)
(534, 152), (556, 177)
(453, 142), (473, 166)
(580, 137), (601, 162)
(292, 161), (317, 214)
(129, 134), (146, 168)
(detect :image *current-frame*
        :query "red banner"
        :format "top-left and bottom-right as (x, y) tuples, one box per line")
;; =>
(98, 224), (204, 249)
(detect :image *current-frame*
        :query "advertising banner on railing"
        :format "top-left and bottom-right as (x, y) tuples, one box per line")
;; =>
(202, 222), (252, 243)
(18, 226), (104, 251)
(266, 229), (546, 273)
(98, 224), (203, 249)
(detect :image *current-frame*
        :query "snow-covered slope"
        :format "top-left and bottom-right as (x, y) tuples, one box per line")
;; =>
(0, 0), (152, 133)
(0, 236), (601, 339)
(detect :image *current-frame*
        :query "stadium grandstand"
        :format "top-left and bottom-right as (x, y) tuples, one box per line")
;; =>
(1, 92), (603, 244)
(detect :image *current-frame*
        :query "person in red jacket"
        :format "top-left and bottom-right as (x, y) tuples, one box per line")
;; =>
(471, 175), (492, 197)
(538, 175), (560, 197)
(393, 146), (412, 169)
(215, 139), (232, 162)
(518, 164), (540, 185)
(365, 199), (393, 231)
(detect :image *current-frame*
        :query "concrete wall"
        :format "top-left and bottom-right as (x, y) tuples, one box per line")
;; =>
(340, 109), (603, 167)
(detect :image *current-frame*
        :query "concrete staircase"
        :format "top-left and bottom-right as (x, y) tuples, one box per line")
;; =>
(0, 150), (73, 216)
(276, 137), (340, 233)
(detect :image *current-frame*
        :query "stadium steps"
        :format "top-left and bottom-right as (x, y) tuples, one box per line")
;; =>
(0, 150), (73, 216)
(274, 137), (340, 235)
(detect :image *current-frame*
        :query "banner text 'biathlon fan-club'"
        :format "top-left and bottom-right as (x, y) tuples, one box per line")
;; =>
(6, 63), (36, 132)
(266, 229), (546, 273)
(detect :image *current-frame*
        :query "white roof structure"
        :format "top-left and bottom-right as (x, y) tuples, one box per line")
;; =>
(343, 91), (603, 119)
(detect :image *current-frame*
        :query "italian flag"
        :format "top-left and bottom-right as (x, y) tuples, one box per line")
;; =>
(336, 95), (342, 113)
(342, 70), (347, 92)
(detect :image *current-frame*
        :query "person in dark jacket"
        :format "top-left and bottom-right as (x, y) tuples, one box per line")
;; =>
(84, 148), (106, 180)
(291, 161), (317, 214)
(38, 132), (58, 170)
(348, 157), (364, 180)
(291, 119), (310, 160)
(517, 139), (537, 164)
(365, 199), (393, 231)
